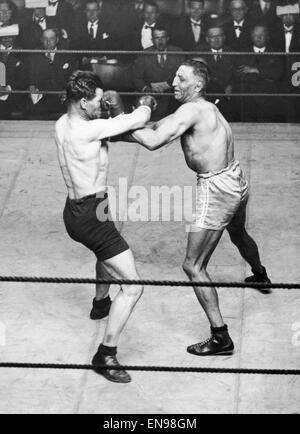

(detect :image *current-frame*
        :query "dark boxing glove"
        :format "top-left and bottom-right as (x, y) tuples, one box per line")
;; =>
(101, 90), (125, 117)
(134, 95), (158, 112)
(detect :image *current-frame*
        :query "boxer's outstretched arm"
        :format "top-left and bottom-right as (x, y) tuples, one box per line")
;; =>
(131, 103), (198, 150)
(85, 106), (151, 142)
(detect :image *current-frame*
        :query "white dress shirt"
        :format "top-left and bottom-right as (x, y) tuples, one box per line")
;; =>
(190, 18), (201, 43)
(253, 46), (266, 53)
(284, 26), (294, 53)
(141, 22), (155, 49)
(233, 20), (244, 38)
(88, 20), (99, 39)
(211, 48), (223, 61)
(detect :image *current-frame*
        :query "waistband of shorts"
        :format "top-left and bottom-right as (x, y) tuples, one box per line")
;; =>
(68, 189), (108, 204)
(197, 159), (239, 179)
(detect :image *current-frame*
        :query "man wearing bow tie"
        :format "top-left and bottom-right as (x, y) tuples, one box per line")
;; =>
(272, 4), (300, 53)
(171, 0), (209, 51)
(224, 0), (252, 50)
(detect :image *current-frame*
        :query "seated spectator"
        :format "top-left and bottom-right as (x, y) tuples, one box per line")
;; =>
(123, 0), (172, 53)
(224, 0), (252, 50)
(0, 24), (26, 118)
(45, 0), (75, 38)
(132, 25), (184, 118)
(70, 0), (119, 67)
(171, 0), (210, 51)
(20, 0), (70, 49)
(233, 23), (284, 121)
(272, 1), (300, 52)
(198, 25), (235, 118)
(26, 27), (76, 119)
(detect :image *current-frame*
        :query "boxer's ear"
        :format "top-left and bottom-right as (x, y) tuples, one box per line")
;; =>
(80, 98), (87, 110)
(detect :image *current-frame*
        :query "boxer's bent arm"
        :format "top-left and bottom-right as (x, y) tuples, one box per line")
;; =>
(131, 103), (198, 150)
(87, 106), (151, 141)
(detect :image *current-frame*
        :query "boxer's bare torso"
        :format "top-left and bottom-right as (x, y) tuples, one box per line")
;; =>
(55, 114), (109, 200)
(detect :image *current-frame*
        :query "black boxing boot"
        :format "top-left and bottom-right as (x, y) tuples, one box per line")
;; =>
(245, 266), (271, 294)
(187, 325), (234, 356)
(92, 344), (131, 383)
(90, 296), (112, 320)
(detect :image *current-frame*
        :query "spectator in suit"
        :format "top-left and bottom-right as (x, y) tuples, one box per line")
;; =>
(132, 25), (184, 118)
(70, 0), (119, 67)
(27, 27), (76, 119)
(247, 0), (280, 31)
(272, 2), (300, 52)
(0, 24), (26, 118)
(233, 23), (284, 121)
(224, 0), (252, 50)
(171, 0), (210, 51)
(46, 0), (75, 37)
(19, 0), (70, 49)
(198, 25), (235, 118)
(272, 2), (300, 121)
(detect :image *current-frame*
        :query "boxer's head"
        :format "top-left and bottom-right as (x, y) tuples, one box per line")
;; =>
(173, 60), (210, 103)
(66, 70), (104, 119)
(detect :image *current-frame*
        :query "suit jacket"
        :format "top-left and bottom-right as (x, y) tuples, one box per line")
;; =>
(0, 48), (25, 91)
(27, 50), (76, 91)
(224, 19), (252, 51)
(70, 16), (118, 52)
(271, 23), (300, 53)
(46, 0), (75, 35)
(19, 16), (50, 49)
(198, 44), (235, 91)
(132, 45), (185, 90)
(233, 45), (284, 92)
(170, 17), (208, 51)
(247, 1), (280, 30)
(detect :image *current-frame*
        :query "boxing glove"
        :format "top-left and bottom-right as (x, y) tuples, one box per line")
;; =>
(101, 90), (125, 117)
(134, 95), (158, 112)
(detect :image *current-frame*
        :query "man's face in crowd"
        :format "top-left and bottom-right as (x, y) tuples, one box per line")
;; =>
(86, 2), (99, 22)
(172, 65), (202, 103)
(42, 30), (58, 50)
(206, 27), (226, 50)
(190, 1), (205, 22)
(0, 35), (14, 48)
(251, 26), (268, 48)
(144, 4), (159, 25)
(229, 0), (247, 22)
(152, 29), (168, 51)
(281, 14), (296, 27)
(83, 87), (103, 120)
(0, 2), (12, 25)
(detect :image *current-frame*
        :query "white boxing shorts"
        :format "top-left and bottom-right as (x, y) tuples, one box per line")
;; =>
(189, 159), (249, 231)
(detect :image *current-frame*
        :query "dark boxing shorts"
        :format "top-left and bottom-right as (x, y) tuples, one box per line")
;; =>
(63, 192), (129, 261)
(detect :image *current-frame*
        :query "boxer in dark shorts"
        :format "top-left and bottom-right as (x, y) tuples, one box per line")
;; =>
(63, 192), (129, 261)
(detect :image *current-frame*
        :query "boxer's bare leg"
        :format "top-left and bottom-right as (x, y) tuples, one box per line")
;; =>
(183, 228), (224, 328)
(95, 260), (110, 300)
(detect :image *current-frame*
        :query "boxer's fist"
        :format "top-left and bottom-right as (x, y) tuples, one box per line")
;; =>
(134, 95), (157, 112)
(101, 90), (125, 117)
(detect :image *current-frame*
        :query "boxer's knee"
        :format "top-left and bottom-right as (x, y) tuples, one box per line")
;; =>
(122, 284), (144, 299)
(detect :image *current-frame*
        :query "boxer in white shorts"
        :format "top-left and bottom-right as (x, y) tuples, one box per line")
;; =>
(128, 59), (271, 356)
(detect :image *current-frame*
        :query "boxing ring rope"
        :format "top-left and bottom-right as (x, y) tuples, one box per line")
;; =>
(0, 276), (299, 375)
(0, 275), (299, 289)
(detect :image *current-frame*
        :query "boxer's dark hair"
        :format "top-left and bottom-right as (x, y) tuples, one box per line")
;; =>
(181, 59), (210, 94)
(66, 70), (103, 103)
